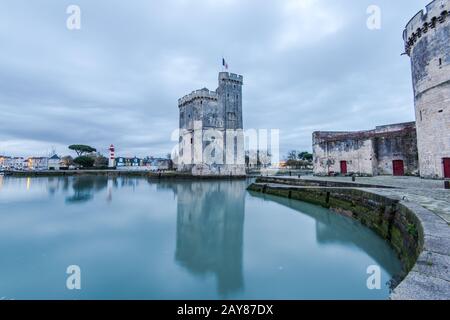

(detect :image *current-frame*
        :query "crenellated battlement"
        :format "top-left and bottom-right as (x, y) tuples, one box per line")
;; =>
(403, 0), (450, 55)
(218, 72), (243, 84)
(178, 88), (218, 107)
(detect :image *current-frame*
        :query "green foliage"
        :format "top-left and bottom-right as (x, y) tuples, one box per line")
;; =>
(285, 159), (311, 169)
(407, 223), (418, 239)
(73, 156), (95, 168)
(286, 150), (313, 161)
(285, 150), (313, 168)
(298, 151), (313, 161)
(68, 145), (97, 156)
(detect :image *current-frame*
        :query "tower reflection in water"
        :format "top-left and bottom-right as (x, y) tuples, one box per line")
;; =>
(167, 180), (246, 297)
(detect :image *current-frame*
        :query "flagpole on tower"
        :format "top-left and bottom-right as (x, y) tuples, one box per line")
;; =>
(222, 57), (228, 72)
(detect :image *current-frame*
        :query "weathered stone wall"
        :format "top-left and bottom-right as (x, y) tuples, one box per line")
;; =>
(313, 122), (418, 176)
(313, 134), (375, 176)
(374, 124), (419, 176)
(404, 0), (450, 178)
(178, 72), (245, 176)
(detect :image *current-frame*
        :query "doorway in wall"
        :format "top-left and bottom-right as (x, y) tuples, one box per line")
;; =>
(443, 158), (450, 178)
(340, 161), (348, 175)
(392, 160), (404, 176)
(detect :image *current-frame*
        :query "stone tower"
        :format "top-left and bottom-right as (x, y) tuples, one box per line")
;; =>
(177, 72), (245, 176)
(403, 0), (450, 179)
(217, 72), (244, 131)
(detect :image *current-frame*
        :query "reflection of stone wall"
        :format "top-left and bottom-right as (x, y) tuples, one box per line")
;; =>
(248, 182), (420, 272)
(246, 189), (401, 276)
(173, 181), (246, 297)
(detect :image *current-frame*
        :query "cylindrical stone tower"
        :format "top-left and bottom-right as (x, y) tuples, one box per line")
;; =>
(403, 0), (450, 179)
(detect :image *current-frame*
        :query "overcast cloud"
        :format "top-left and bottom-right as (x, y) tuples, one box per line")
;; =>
(0, 0), (426, 158)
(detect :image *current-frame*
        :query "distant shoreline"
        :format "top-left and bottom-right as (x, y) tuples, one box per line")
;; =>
(1, 170), (247, 180)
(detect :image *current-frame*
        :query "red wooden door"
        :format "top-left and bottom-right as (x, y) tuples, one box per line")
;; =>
(443, 158), (450, 178)
(393, 160), (404, 176)
(340, 161), (348, 175)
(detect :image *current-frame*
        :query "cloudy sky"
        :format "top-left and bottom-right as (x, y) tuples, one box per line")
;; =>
(0, 0), (427, 158)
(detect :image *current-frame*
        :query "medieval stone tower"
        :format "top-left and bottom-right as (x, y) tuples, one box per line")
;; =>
(178, 72), (245, 176)
(403, 0), (450, 179)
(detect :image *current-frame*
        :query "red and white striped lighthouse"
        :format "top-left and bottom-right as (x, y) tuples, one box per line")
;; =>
(108, 144), (115, 168)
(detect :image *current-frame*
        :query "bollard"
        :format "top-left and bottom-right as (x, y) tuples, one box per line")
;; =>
(352, 176), (356, 182)
(445, 180), (450, 190)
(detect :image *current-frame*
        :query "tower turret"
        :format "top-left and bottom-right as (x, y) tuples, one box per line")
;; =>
(217, 72), (244, 130)
(403, 0), (450, 179)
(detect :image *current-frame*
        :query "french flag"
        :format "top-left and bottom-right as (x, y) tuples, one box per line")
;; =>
(222, 58), (228, 70)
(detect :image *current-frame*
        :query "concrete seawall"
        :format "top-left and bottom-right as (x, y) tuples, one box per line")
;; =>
(248, 177), (450, 300)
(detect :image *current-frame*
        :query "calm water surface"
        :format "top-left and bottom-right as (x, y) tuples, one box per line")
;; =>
(0, 176), (402, 299)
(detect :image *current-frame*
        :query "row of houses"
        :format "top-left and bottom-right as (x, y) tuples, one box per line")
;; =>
(115, 157), (172, 171)
(0, 154), (64, 171)
(0, 154), (172, 171)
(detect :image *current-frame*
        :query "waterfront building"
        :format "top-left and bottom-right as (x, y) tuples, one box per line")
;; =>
(178, 72), (245, 176)
(0, 156), (27, 170)
(48, 154), (62, 170)
(146, 157), (172, 171)
(12, 157), (25, 170)
(115, 157), (142, 168)
(0, 156), (13, 170)
(26, 157), (49, 171)
(313, 122), (419, 176)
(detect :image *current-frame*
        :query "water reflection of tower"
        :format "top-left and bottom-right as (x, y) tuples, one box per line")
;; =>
(171, 180), (246, 297)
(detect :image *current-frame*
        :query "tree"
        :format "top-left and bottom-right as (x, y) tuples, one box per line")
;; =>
(298, 151), (313, 162)
(69, 145), (97, 156)
(287, 150), (298, 161)
(74, 156), (95, 168)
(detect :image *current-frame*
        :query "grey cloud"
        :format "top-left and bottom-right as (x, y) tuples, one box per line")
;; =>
(0, 0), (426, 157)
